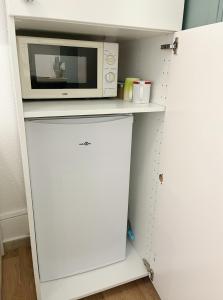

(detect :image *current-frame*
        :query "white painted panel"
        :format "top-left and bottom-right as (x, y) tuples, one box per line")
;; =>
(40, 242), (148, 300)
(5, 0), (184, 32)
(0, 208), (27, 221)
(0, 208), (28, 242)
(15, 18), (168, 40)
(0, 0), (28, 238)
(0, 229), (2, 296)
(153, 22), (223, 300)
(6, 16), (42, 299)
(129, 112), (164, 262)
(120, 34), (172, 262)
(119, 34), (173, 106)
(1, 214), (29, 242)
(23, 100), (165, 118)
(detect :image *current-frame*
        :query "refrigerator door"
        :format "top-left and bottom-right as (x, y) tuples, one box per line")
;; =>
(25, 115), (133, 282)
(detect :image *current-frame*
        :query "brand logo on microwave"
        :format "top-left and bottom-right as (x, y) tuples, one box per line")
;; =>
(78, 141), (92, 146)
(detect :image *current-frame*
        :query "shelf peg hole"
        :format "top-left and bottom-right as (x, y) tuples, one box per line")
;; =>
(159, 174), (164, 184)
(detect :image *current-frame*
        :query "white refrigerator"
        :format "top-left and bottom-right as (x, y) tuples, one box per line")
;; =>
(25, 115), (133, 282)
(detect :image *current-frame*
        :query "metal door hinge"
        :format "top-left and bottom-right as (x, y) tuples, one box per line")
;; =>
(161, 37), (178, 55)
(143, 258), (154, 281)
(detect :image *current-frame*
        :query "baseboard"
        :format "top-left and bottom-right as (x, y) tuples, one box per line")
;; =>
(3, 236), (30, 254)
(0, 209), (30, 242)
(0, 208), (27, 221)
(0, 251), (1, 297)
(0, 231), (2, 296)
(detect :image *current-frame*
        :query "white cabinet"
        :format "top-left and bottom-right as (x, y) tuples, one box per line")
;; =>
(5, 0), (184, 32)
(153, 22), (223, 300)
(5, 3), (223, 300)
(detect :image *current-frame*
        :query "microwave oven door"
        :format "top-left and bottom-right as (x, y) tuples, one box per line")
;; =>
(17, 36), (103, 99)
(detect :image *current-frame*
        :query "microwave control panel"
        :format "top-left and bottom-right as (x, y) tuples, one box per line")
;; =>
(103, 43), (119, 97)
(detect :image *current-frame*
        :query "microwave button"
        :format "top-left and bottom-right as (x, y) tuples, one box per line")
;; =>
(105, 72), (115, 83)
(106, 54), (116, 65)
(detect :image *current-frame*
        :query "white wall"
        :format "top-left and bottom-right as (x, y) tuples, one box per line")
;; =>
(0, 0), (29, 242)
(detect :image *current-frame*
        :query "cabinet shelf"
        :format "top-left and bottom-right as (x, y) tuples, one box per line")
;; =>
(23, 99), (165, 118)
(40, 242), (148, 300)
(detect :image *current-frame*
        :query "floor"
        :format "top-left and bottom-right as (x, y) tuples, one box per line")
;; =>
(2, 242), (160, 300)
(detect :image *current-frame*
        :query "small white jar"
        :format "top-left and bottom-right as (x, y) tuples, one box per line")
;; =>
(132, 80), (152, 104)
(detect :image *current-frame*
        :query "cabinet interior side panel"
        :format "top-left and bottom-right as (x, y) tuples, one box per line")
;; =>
(129, 112), (164, 262)
(119, 33), (173, 261)
(119, 33), (173, 106)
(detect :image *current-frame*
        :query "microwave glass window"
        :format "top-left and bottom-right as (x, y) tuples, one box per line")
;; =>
(28, 44), (97, 89)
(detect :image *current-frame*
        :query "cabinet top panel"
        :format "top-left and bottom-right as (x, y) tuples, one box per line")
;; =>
(23, 99), (165, 118)
(6, 0), (185, 32)
(15, 17), (170, 40)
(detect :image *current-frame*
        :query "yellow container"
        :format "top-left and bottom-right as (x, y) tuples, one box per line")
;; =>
(123, 78), (140, 101)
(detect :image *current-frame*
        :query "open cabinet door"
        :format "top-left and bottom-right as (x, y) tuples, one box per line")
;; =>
(0, 229), (3, 295)
(153, 22), (223, 300)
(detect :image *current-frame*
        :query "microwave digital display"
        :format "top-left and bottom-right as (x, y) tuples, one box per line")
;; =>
(28, 44), (98, 89)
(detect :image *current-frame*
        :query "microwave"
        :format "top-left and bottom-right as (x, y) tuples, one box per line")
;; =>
(17, 36), (119, 99)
